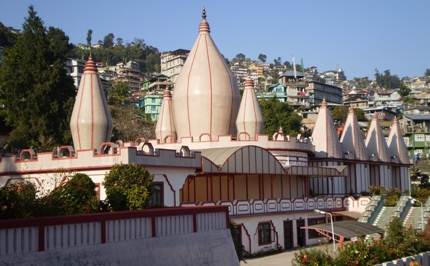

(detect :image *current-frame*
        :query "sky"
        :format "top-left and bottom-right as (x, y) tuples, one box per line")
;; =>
(1, 0), (429, 78)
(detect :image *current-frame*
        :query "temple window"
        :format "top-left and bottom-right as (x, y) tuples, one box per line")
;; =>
(257, 222), (272, 246)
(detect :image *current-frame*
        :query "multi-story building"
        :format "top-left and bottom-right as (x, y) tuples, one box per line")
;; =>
(139, 93), (163, 121)
(230, 63), (249, 90)
(0, 11), (411, 257)
(115, 61), (144, 91)
(279, 71), (309, 106)
(306, 81), (343, 106)
(401, 113), (430, 160)
(65, 58), (84, 88)
(160, 49), (189, 83)
(142, 73), (171, 93)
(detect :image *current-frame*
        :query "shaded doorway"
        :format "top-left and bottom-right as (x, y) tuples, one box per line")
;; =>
(296, 218), (306, 247)
(283, 220), (294, 250)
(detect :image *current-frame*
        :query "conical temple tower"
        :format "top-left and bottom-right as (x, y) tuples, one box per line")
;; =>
(70, 56), (112, 150)
(172, 9), (240, 141)
(340, 107), (368, 160)
(311, 99), (343, 158)
(156, 90), (177, 143)
(387, 117), (410, 164)
(365, 114), (390, 162)
(236, 78), (264, 140)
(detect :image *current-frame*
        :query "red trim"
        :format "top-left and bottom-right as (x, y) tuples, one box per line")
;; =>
(204, 34), (213, 139)
(0, 206), (228, 229)
(101, 220), (106, 243)
(38, 225), (45, 251)
(76, 74), (86, 149)
(90, 74), (94, 149)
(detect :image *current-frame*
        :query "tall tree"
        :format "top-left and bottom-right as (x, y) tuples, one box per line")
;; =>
(375, 69), (401, 90)
(103, 33), (115, 48)
(257, 53), (267, 63)
(86, 29), (92, 47)
(0, 6), (75, 151)
(259, 98), (302, 137)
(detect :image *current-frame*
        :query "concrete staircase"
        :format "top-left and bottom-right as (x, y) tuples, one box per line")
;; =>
(358, 196), (383, 223)
(374, 196), (411, 230)
(404, 197), (430, 231)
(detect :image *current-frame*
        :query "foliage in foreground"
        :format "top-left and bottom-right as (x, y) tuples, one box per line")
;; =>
(104, 164), (153, 211)
(0, 173), (98, 218)
(293, 217), (430, 266)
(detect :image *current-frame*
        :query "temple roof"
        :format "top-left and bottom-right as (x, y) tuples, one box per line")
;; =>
(365, 114), (390, 162)
(311, 99), (343, 158)
(172, 9), (240, 142)
(387, 117), (410, 164)
(155, 90), (176, 143)
(340, 108), (368, 160)
(236, 78), (264, 140)
(70, 56), (112, 150)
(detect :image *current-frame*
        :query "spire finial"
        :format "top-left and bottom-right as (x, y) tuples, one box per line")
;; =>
(202, 7), (207, 19)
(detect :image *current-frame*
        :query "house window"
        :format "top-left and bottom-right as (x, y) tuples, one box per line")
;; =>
(149, 182), (164, 207)
(415, 134), (425, 142)
(257, 222), (272, 245)
(307, 217), (326, 239)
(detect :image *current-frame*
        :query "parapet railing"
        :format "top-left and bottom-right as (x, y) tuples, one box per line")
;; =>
(0, 206), (229, 257)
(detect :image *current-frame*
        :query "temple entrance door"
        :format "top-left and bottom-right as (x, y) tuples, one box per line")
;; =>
(230, 224), (243, 260)
(296, 218), (306, 247)
(283, 220), (294, 250)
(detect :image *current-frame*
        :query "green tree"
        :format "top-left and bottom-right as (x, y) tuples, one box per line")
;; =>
(0, 6), (75, 151)
(108, 81), (130, 105)
(103, 33), (115, 48)
(0, 181), (37, 219)
(104, 164), (153, 211)
(332, 106), (366, 123)
(43, 173), (98, 216)
(257, 53), (267, 63)
(375, 69), (401, 90)
(259, 98), (302, 137)
(0, 22), (18, 48)
(425, 68), (430, 77)
(398, 82), (411, 97)
(86, 29), (92, 47)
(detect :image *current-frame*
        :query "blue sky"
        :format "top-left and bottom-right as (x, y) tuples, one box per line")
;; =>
(1, 0), (429, 78)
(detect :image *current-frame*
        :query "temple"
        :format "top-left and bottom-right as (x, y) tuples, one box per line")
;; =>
(0, 10), (410, 254)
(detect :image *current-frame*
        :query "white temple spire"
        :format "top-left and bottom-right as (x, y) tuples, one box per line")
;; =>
(340, 107), (368, 160)
(365, 113), (390, 162)
(156, 90), (177, 143)
(70, 56), (112, 150)
(311, 99), (343, 158)
(387, 117), (410, 164)
(236, 78), (264, 140)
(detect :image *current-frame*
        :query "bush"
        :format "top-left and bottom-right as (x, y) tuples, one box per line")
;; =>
(41, 173), (98, 216)
(369, 186), (384, 196)
(384, 188), (401, 206)
(0, 182), (37, 219)
(104, 164), (153, 211)
(293, 248), (333, 266)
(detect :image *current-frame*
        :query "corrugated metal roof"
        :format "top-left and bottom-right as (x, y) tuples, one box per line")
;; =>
(303, 220), (384, 239)
(404, 114), (430, 121)
(199, 147), (243, 167)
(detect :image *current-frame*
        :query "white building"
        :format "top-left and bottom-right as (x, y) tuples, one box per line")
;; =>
(65, 58), (84, 88)
(160, 49), (189, 83)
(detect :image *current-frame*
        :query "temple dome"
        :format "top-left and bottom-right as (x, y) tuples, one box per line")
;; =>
(311, 99), (343, 158)
(236, 78), (264, 140)
(156, 90), (177, 143)
(365, 114), (390, 162)
(172, 9), (240, 142)
(70, 56), (112, 150)
(340, 107), (368, 160)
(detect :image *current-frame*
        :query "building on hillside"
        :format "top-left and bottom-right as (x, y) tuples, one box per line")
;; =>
(160, 49), (189, 83)
(401, 113), (430, 160)
(0, 10), (411, 256)
(306, 81), (343, 106)
(65, 58), (84, 88)
(319, 68), (346, 85)
(256, 84), (287, 102)
(279, 71), (308, 106)
(115, 61), (144, 91)
(142, 73), (172, 93)
(230, 63), (249, 90)
(138, 93), (163, 121)
(371, 90), (402, 107)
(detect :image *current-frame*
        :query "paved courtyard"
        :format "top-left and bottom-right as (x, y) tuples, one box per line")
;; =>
(240, 244), (333, 266)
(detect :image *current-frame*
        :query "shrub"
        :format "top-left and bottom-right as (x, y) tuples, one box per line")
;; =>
(0, 181), (37, 219)
(369, 186), (384, 196)
(384, 188), (401, 206)
(292, 248), (333, 266)
(41, 173), (98, 216)
(104, 164), (153, 211)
